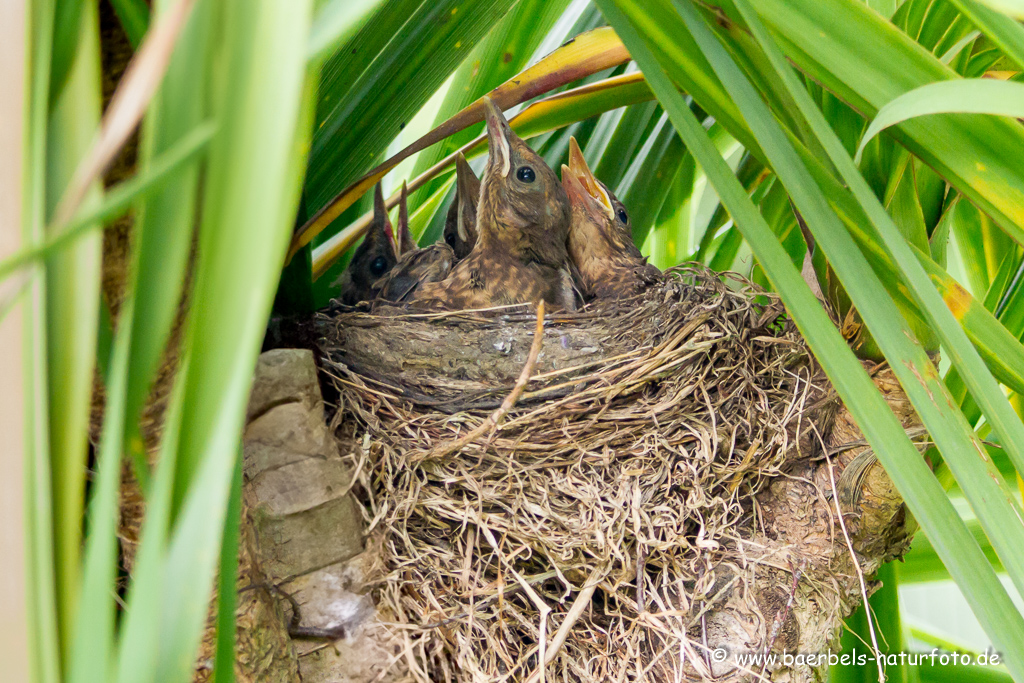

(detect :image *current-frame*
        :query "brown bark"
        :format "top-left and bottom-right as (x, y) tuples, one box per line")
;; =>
(238, 349), (405, 683)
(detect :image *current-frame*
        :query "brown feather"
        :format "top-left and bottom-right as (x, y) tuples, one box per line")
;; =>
(335, 183), (398, 305)
(562, 137), (661, 300)
(411, 98), (575, 311)
(374, 243), (455, 304)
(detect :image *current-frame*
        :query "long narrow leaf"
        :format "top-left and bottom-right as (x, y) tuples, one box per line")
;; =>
(598, 3), (1024, 679)
(307, 0), (382, 63)
(157, 0), (313, 678)
(24, 1), (61, 681)
(901, 517), (1004, 583)
(594, 99), (661, 191)
(724, 0), (1024, 497)
(109, 0), (151, 48)
(47, 0), (196, 232)
(0, 122), (215, 281)
(728, 0), (1024, 249)
(310, 0), (423, 167)
(311, 71), (653, 277)
(615, 0), (1024, 408)
(809, 168), (1024, 400)
(685, 0), (1024, 630)
(49, 0), (86, 101)
(122, 0), (212, 489)
(305, 0), (520, 212)
(618, 111), (684, 244)
(292, 25), (631, 257)
(43, 3), (102, 664)
(857, 79), (1024, 159)
(211, 453), (243, 683)
(68, 307), (133, 683)
(946, 0), (1024, 72)
(0, 0), (31, 677)
(975, 0), (1024, 18)
(113, 362), (186, 683)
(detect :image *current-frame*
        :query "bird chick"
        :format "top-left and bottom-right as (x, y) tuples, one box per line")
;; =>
(562, 137), (660, 300)
(411, 97), (575, 311)
(374, 182), (456, 303)
(336, 183), (399, 305)
(442, 153), (481, 260)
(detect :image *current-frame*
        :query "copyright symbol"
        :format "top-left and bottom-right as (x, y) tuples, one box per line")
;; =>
(711, 647), (728, 663)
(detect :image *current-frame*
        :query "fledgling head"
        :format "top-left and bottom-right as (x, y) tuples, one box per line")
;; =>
(443, 153), (481, 259)
(478, 97), (570, 264)
(562, 136), (642, 262)
(340, 183), (398, 305)
(396, 182), (416, 256)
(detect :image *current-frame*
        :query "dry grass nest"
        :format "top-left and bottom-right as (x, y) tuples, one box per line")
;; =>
(316, 265), (839, 682)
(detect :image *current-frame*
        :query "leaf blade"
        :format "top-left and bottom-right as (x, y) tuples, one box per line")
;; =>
(857, 79), (1024, 160)
(598, 4), (1024, 679)
(293, 24), (631, 257)
(310, 70), (652, 277)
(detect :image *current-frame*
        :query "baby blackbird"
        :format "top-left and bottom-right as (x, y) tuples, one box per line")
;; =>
(336, 183), (399, 305)
(374, 182), (456, 303)
(562, 137), (660, 300)
(411, 97), (575, 311)
(442, 153), (481, 260)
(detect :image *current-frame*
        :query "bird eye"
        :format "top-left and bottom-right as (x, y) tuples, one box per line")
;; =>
(516, 166), (536, 183)
(445, 232), (456, 246)
(370, 256), (389, 276)
(617, 208), (629, 224)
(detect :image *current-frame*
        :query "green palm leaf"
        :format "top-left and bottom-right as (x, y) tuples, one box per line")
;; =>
(599, 1), (1024, 678)
(858, 79), (1024, 160)
(19, 2), (1024, 681)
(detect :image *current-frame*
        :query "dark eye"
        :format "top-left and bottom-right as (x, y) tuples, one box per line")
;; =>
(370, 256), (389, 276)
(617, 208), (629, 224)
(516, 166), (536, 183)
(445, 232), (456, 246)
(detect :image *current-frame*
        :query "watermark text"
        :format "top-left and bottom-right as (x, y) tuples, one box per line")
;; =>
(722, 647), (1002, 669)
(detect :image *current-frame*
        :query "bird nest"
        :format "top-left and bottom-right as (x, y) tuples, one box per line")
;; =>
(316, 265), (838, 682)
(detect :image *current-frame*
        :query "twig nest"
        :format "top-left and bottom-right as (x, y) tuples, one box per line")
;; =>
(318, 265), (841, 681)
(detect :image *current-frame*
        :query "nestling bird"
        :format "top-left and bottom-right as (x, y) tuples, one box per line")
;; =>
(374, 182), (456, 303)
(442, 153), (481, 260)
(336, 183), (399, 305)
(411, 97), (575, 311)
(561, 137), (660, 299)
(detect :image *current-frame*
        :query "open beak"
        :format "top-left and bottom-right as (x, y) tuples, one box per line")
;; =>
(454, 153), (480, 243)
(373, 183), (397, 253)
(482, 96), (512, 179)
(562, 137), (613, 221)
